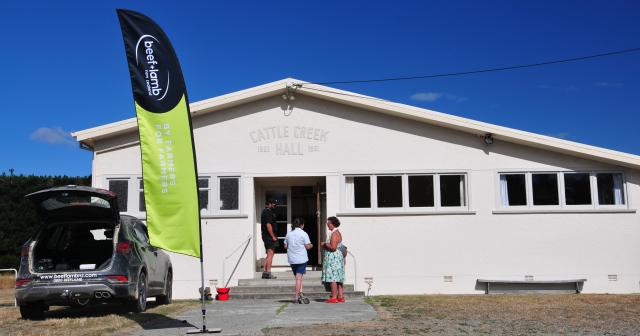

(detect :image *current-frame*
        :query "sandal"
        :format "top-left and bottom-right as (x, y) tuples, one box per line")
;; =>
(326, 298), (338, 303)
(337, 297), (345, 303)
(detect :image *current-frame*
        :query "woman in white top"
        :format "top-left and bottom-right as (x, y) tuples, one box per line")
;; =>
(284, 218), (313, 304)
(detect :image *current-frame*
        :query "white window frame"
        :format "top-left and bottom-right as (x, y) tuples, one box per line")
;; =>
(375, 174), (404, 210)
(530, 172), (562, 210)
(497, 171), (628, 211)
(406, 174), (436, 211)
(198, 176), (212, 215)
(343, 172), (469, 213)
(137, 177), (145, 212)
(436, 173), (468, 211)
(106, 177), (131, 214)
(345, 175), (373, 210)
(593, 172), (628, 210)
(498, 173), (528, 209)
(216, 176), (242, 215)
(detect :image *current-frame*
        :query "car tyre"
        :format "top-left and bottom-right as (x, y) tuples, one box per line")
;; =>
(128, 272), (148, 313)
(19, 303), (47, 320)
(156, 271), (172, 305)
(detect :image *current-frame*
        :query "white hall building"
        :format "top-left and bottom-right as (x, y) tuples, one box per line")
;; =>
(73, 79), (640, 298)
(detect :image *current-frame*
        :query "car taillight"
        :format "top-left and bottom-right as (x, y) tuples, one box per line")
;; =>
(116, 241), (131, 255)
(107, 275), (128, 283)
(16, 278), (32, 287)
(21, 246), (29, 257)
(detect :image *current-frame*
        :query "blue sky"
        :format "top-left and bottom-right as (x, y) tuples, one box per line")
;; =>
(1, 1), (638, 176)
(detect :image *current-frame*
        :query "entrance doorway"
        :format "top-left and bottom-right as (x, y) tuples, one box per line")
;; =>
(257, 177), (325, 268)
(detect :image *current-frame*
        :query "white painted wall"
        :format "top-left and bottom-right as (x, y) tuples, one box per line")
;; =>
(91, 94), (640, 297)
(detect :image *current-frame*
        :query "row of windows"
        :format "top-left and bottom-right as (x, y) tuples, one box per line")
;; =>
(500, 172), (625, 208)
(345, 172), (627, 212)
(108, 176), (240, 215)
(346, 174), (467, 210)
(107, 171), (628, 215)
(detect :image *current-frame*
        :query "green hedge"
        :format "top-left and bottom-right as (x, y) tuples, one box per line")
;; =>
(0, 174), (91, 269)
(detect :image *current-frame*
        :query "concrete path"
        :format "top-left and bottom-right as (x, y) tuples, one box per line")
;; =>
(123, 298), (377, 336)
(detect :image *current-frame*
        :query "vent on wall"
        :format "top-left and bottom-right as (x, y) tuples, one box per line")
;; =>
(443, 276), (453, 283)
(524, 275), (534, 281)
(608, 274), (618, 281)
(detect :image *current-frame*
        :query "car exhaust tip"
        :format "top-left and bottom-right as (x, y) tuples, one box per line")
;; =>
(94, 291), (112, 299)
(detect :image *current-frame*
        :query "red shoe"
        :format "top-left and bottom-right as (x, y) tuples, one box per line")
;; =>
(326, 298), (338, 303)
(337, 297), (345, 303)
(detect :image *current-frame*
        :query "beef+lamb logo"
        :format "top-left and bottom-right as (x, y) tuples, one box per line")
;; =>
(132, 34), (184, 113)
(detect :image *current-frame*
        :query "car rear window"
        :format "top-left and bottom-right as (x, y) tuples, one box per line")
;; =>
(40, 194), (112, 210)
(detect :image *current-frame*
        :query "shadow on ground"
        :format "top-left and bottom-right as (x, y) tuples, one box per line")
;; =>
(37, 302), (196, 330)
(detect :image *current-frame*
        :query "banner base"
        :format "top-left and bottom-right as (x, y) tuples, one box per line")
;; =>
(186, 327), (222, 334)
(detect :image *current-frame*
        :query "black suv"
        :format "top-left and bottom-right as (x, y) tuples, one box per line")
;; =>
(15, 186), (173, 319)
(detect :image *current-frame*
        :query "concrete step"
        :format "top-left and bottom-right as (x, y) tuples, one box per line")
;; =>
(230, 284), (354, 294)
(256, 271), (323, 279)
(239, 278), (329, 286)
(228, 290), (365, 300)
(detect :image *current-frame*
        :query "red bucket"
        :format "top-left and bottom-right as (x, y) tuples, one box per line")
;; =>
(216, 287), (230, 301)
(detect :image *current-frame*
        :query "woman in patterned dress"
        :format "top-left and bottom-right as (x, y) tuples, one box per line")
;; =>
(321, 216), (345, 303)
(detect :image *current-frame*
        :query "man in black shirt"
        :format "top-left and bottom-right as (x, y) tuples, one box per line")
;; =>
(261, 199), (278, 279)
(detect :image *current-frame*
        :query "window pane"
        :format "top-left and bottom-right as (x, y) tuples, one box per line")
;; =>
(502, 174), (526, 206)
(353, 176), (371, 208)
(220, 178), (239, 210)
(597, 173), (625, 205)
(377, 176), (402, 208)
(108, 180), (128, 212)
(564, 173), (591, 205)
(440, 175), (465, 207)
(198, 178), (209, 188)
(139, 179), (145, 212)
(409, 175), (434, 207)
(198, 190), (209, 212)
(532, 174), (559, 205)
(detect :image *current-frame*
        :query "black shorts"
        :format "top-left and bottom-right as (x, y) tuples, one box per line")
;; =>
(263, 238), (278, 250)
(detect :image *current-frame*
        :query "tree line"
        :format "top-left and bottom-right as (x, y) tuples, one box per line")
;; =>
(0, 173), (91, 269)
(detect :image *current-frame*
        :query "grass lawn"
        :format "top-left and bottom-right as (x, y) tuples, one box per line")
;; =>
(0, 275), (199, 336)
(265, 294), (640, 335)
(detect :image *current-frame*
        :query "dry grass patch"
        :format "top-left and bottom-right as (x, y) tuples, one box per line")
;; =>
(265, 295), (640, 336)
(0, 300), (198, 336)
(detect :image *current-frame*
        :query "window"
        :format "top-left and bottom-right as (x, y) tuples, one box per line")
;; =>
(108, 179), (128, 212)
(532, 173), (559, 206)
(564, 173), (591, 205)
(597, 173), (625, 205)
(345, 173), (467, 212)
(408, 175), (434, 207)
(138, 179), (146, 212)
(440, 175), (466, 207)
(377, 176), (402, 208)
(133, 223), (150, 244)
(500, 174), (526, 206)
(198, 178), (210, 213)
(498, 171), (626, 210)
(219, 177), (239, 210)
(346, 176), (371, 208)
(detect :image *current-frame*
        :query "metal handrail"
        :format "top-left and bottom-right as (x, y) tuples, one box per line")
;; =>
(222, 235), (252, 288)
(0, 268), (17, 306)
(346, 251), (357, 291)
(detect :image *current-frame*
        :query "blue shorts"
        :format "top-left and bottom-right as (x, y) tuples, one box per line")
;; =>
(290, 262), (307, 275)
